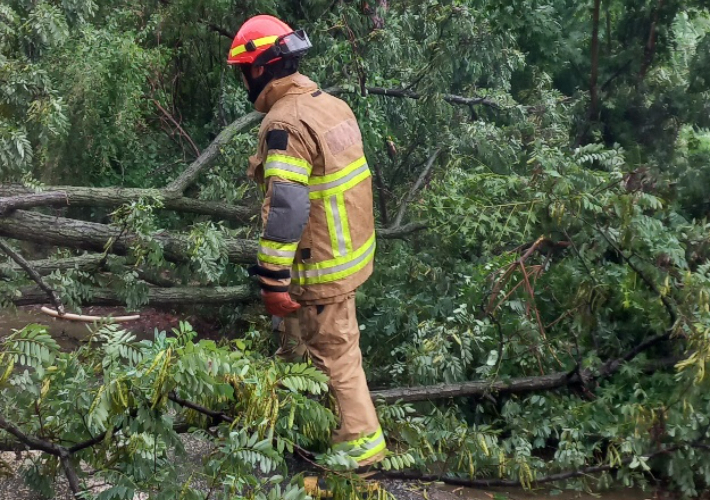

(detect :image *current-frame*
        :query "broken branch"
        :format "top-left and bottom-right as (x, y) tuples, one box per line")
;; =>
(0, 238), (65, 314)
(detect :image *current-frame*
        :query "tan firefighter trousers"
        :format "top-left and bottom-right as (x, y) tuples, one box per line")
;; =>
(273, 293), (381, 446)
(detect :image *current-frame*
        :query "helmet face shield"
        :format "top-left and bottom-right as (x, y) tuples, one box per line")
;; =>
(253, 30), (312, 67)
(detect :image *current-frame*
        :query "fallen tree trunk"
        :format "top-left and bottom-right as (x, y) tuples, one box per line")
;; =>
(0, 253), (179, 287)
(14, 284), (255, 307)
(0, 254), (105, 279)
(0, 185), (256, 223)
(0, 210), (257, 264)
(370, 331), (672, 403)
(371, 373), (571, 403)
(0, 192), (69, 215)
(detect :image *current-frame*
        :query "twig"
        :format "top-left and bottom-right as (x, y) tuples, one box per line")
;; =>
(595, 225), (677, 326)
(392, 149), (441, 228)
(152, 99), (201, 158)
(0, 238), (65, 314)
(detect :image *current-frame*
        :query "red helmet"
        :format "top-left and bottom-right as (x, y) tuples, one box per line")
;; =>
(227, 15), (311, 66)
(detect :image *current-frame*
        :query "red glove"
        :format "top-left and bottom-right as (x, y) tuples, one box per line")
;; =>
(261, 290), (301, 317)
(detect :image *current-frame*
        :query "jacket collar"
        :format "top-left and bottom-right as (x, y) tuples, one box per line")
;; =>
(254, 72), (318, 113)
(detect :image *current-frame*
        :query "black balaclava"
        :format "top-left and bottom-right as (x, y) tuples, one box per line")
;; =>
(241, 57), (300, 104)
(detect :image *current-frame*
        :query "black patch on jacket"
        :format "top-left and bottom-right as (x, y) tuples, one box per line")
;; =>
(311, 90), (322, 98)
(301, 248), (311, 260)
(266, 129), (289, 151)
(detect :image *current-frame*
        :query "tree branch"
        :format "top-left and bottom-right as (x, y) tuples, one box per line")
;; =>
(166, 111), (263, 194)
(358, 87), (501, 110)
(152, 99), (201, 158)
(370, 330), (673, 403)
(0, 192), (69, 215)
(392, 149), (441, 228)
(0, 185), (256, 224)
(0, 238), (65, 314)
(381, 441), (704, 488)
(377, 222), (427, 239)
(202, 21), (234, 40)
(14, 284), (256, 307)
(639, 0), (665, 81)
(0, 210), (257, 265)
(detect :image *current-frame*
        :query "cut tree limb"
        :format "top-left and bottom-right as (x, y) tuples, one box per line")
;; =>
(0, 210), (257, 264)
(14, 284), (255, 307)
(0, 238), (65, 314)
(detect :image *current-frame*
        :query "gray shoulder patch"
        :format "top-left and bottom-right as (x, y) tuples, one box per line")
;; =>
(264, 181), (311, 243)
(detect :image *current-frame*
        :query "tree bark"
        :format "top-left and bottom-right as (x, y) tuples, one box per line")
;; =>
(0, 210), (257, 264)
(590, 0), (602, 120)
(638, 0), (665, 81)
(370, 331), (672, 403)
(0, 192), (69, 215)
(371, 372), (570, 403)
(0, 253), (178, 287)
(14, 284), (255, 307)
(0, 185), (256, 223)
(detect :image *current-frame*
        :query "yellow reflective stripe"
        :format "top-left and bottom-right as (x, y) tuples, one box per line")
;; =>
(260, 240), (298, 251)
(258, 254), (294, 266)
(265, 154), (312, 184)
(230, 36), (278, 57)
(310, 157), (366, 186)
(266, 154), (312, 174)
(333, 427), (386, 462)
(324, 196), (342, 258)
(336, 192), (353, 254)
(258, 239), (297, 266)
(292, 233), (375, 285)
(308, 158), (370, 200)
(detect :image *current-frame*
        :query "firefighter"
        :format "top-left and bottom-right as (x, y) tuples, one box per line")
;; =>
(227, 14), (386, 468)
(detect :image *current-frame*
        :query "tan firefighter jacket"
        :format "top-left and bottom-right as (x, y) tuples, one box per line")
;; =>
(247, 73), (375, 304)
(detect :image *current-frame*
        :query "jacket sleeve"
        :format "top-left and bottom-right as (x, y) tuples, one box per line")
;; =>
(251, 124), (313, 292)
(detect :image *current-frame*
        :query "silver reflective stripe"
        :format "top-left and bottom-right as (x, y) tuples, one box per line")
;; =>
(330, 196), (348, 256)
(265, 161), (310, 178)
(309, 163), (370, 192)
(362, 433), (385, 451)
(258, 246), (296, 258)
(293, 239), (375, 281)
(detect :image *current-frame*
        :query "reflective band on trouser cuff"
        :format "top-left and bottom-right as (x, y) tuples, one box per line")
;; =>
(292, 233), (375, 285)
(231, 36), (278, 57)
(257, 240), (298, 266)
(309, 157), (371, 199)
(333, 427), (386, 462)
(264, 154), (312, 184)
(325, 194), (351, 257)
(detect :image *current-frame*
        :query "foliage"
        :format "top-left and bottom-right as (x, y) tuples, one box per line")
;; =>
(2, 0), (710, 497)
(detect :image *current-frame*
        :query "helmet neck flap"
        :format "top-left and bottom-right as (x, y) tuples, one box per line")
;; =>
(240, 57), (299, 104)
